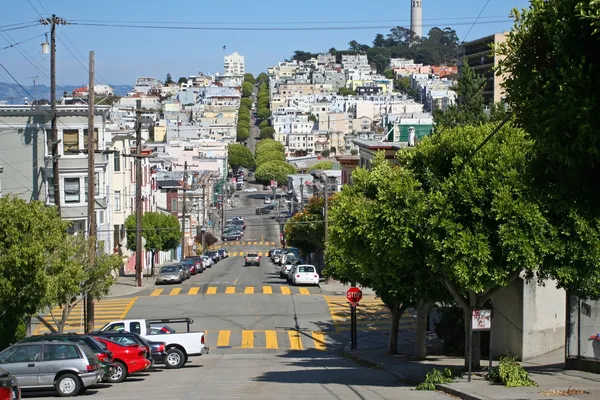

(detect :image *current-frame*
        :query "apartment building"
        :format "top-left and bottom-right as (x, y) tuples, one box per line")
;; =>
(224, 52), (245, 76)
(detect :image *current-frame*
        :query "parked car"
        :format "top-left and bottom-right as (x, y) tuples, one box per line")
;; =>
(270, 249), (282, 262)
(0, 341), (102, 396)
(222, 232), (241, 242)
(176, 264), (190, 280)
(280, 257), (300, 279)
(244, 187), (257, 192)
(184, 256), (205, 273)
(292, 265), (320, 286)
(255, 207), (270, 215)
(0, 367), (20, 400)
(201, 255), (214, 268)
(180, 259), (197, 275)
(205, 251), (220, 263)
(244, 252), (260, 267)
(19, 334), (115, 380)
(155, 265), (183, 285)
(100, 319), (208, 369)
(93, 337), (151, 383)
(264, 197), (272, 204)
(91, 331), (162, 367)
(150, 325), (176, 334)
(217, 249), (228, 259)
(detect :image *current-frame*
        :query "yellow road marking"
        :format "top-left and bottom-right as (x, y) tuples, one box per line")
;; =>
(217, 330), (231, 347)
(206, 286), (217, 294)
(281, 287), (291, 295)
(260, 242), (264, 245)
(233, 279), (238, 286)
(150, 289), (163, 297)
(311, 332), (326, 350)
(265, 330), (278, 349)
(299, 288), (310, 295)
(288, 330), (303, 350)
(258, 252), (263, 257)
(262, 286), (272, 294)
(241, 330), (254, 348)
(188, 287), (199, 295)
(244, 286), (254, 294)
(231, 252), (238, 257)
(253, 242), (258, 245)
(226, 286), (236, 294)
(169, 288), (181, 296)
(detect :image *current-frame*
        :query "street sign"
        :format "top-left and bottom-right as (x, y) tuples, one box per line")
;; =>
(346, 287), (362, 304)
(270, 180), (276, 188)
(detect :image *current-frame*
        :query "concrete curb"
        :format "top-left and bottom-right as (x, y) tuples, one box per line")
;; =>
(436, 384), (489, 400)
(106, 281), (148, 298)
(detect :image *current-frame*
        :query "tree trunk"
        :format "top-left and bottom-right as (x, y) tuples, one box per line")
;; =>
(415, 299), (432, 360)
(151, 250), (156, 277)
(387, 303), (407, 355)
(462, 302), (481, 370)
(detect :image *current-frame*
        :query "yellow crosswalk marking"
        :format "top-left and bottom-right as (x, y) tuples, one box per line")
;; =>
(188, 287), (199, 295)
(259, 242), (264, 245)
(262, 286), (272, 294)
(299, 288), (310, 295)
(281, 287), (291, 295)
(217, 330), (231, 347)
(311, 332), (326, 350)
(234, 241), (240, 245)
(231, 252), (238, 257)
(169, 288), (181, 296)
(265, 330), (278, 349)
(244, 286), (254, 294)
(207, 286), (217, 294)
(150, 289), (163, 297)
(258, 252), (263, 257)
(253, 241), (258, 245)
(225, 286), (236, 294)
(241, 330), (254, 348)
(288, 330), (303, 350)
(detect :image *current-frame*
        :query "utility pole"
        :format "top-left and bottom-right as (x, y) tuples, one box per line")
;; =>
(135, 108), (143, 287)
(300, 183), (304, 210)
(85, 51), (96, 334)
(323, 178), (329, 276)
(181, 161), (188, 259)
(40, 15), (67, 213)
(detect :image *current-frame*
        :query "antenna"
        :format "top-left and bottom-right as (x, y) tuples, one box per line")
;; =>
(28, 76), (41, 101)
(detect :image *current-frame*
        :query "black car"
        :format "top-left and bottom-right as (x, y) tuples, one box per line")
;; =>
(92, 331), (166, 365)
(218, 249), (228, 259)
(205, 250), (220, 263)
(222, 232), (241, 241)
(255, 207), (270, 215)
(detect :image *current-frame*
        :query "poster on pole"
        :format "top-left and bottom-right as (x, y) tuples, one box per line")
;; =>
(270, 180), (276, 188)
(471, 309), (492, 331)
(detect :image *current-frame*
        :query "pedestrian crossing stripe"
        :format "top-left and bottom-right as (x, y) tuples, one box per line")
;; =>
(208, 330), (329, 351)
(148, 286), (317, 296)
(211, 241), (276, 249)
(227, 251), (268, 257)
(324, 295), (416, 332)
(34, 297), (139, 335)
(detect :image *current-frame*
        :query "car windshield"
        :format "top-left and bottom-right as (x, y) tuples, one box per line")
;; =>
(298, 266), (315, 273)
(161, 266), (178, 273)
(247, 253), (258, 257)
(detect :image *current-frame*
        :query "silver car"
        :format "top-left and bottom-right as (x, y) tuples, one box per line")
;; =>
(155, 265), (183, 284)
(0, 341), (102, 396)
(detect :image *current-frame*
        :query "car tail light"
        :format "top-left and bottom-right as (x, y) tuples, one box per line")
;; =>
(85, 364), (97, 371)
(158, 343), (165, 352)
(296, 274), (300, 278)
(314, 275), (318, 278)
(201, 335), (205, 344)
(97, 353), (108, 363)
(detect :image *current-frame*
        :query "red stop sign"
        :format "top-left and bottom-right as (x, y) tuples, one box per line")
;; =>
(346, 287), (363, 303)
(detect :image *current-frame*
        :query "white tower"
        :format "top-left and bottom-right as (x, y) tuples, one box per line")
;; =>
(410, 0), (423, 38)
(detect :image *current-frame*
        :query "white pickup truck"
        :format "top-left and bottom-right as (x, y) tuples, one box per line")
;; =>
(100, 318), (209, 369)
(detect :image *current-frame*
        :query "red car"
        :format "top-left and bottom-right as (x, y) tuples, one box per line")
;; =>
(94, 337), (151, 383)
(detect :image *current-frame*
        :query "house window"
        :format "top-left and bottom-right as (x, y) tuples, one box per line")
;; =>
(171, 198), (177, 211)
(64, 178), (81, 203)
(97, 210), (104, 225)
(63, 129), (79, 152)
(114, 151), (121, 172)
(84, 173), (100, 201)
(114, 191), (121, 211)
(67, 220), (85, 235)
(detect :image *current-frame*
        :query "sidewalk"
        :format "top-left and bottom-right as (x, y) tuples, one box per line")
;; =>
(342, 333), (600, 399)
(107, 275), (153, 297)
(319, 279), (376, 296)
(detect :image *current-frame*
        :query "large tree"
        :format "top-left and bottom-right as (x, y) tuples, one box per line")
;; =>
(255, 140), (285, 156)
(257, 108), (270, 120)
(125, 212), (180, 275)
(243, 73), (255, 84)
(398, 123), (553, 368)
(255, 160), (296, 185)
(497, 0), (600, 217)
(228, 143), (256, 171)
(259, 126), (276, 140)
(0, 197), (71, 347)
(285, 196), (326, 272)
(309, 161), (333, 171)
(256, 149), (286, 166)
(241, 81), (253, 97)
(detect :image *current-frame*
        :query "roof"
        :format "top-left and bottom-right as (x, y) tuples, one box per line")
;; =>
(157, 180), (182, 189)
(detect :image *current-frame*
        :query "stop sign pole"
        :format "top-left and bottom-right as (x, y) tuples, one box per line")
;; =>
(346, 287), (363, 349)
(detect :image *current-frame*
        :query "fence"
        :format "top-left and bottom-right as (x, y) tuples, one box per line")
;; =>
(566, 294), (600, 373)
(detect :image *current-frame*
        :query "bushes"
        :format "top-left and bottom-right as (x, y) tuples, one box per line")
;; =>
(415, 368), (456, 390)
(486, 356), (537, 387)
(259, 120), (269, 129)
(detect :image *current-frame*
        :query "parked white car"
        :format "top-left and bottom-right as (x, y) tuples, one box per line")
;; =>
(292, 265), (320, 286)
(264, 197), (271, 204)
(244, 187), (257, 192)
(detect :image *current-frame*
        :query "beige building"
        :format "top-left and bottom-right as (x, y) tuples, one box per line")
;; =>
(458, 31), (509, 105)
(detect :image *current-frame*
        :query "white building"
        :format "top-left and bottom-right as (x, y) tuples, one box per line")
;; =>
(224, 52), (245, 76)
(133, 77), (162, 94)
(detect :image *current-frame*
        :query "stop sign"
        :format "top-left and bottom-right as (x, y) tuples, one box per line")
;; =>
(346, 287), (363, 303)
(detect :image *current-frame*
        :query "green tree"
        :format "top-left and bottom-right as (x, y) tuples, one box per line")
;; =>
(125, 212), (180, 275)
(398, 123), (553, 367)
(257, 72), (268, 84)
(337, 87), (356, 96)
(236, 126), (250, 142)
(383, 68), (395, 79)
(326, 154), (443, 355)
(309, 161), (333, 171)
(257, 97), (269, 108)
(497, 0), (600, 217)
(164, 73), (174, 85)
(240, 98), (252, 109)
(259, 126), (276, 139)
(0, 197), (70, 348)
(238, 114), (251, 125)
(256, 139), (285, 155)
(320, 149), (331, 158)
(177, 77), (187, 84)
(255, 160), (296, 185)
(256, 149), (286, 165)
(242, 81), (253, 98)
(228, 143), (256, 171)
(285, 196), (326, 272)
(243, 73), (255, 84)
(434, 60), (487, 130)
(257, 108), (270, 120)
(258, 120), (269, 129)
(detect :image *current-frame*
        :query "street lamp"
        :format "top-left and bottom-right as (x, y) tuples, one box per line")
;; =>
(200, 226), (206, 256)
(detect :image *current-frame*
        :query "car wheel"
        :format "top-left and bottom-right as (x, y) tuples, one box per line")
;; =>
(55, 373), (82, 397)
(165, 348), (186, 369)
(107, 360), (127, 383)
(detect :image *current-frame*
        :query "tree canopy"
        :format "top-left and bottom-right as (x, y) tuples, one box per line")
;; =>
(164, 73), (174, 85)
(259, 126), (275, 139)
(241, 81), (253, 97)
(257, 72), (268, 84)
(240, 98), (252, 109)
(255, 139), (285, 156)
(243, 73), (255, 84)
(497, 0), (600, 216)
(258, 120), (269, 129)
(256, 149), (286, 166)
(255, 161), (296, 185)
(125, 212), (180, 254)
(228, 143), (256, 170)
(237, 126), (250, 142)
(177, 77), (187, 84)
(285, 196), (326, 260)
(257, 108), (270, 120)
(309, 161), (333, 171)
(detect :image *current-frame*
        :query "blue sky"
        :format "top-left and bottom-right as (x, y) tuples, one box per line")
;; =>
(1, 0), (531, 86)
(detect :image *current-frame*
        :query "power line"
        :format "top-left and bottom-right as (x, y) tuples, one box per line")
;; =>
(0, 32), (46, 52)
(463, 0), (491, 42)
(71, 15), (510, 26)
(69, 19), (510, 32)
(0, 24), (39, 32)
(0, 21), (38, 29)
(0, 26), (51, 81)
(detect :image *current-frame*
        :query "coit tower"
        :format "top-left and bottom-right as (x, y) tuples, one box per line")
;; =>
(410, 0), (423, 38)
